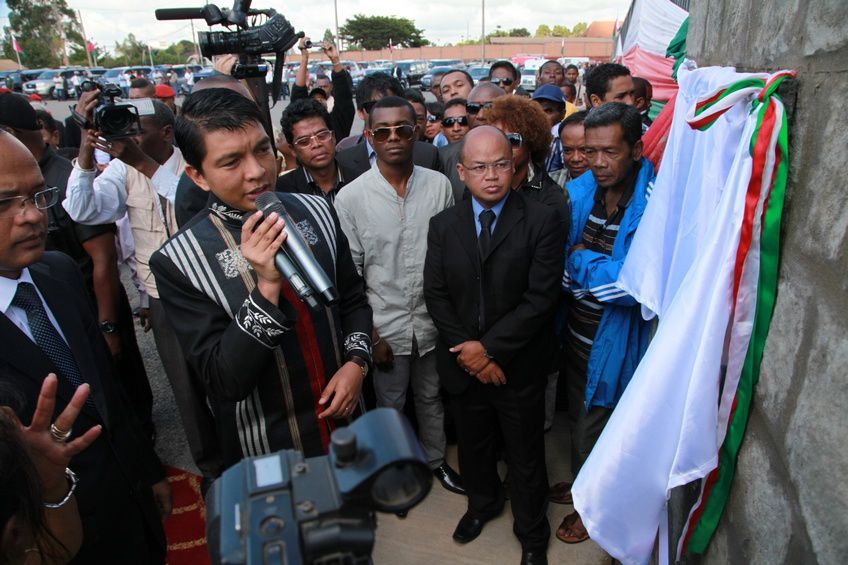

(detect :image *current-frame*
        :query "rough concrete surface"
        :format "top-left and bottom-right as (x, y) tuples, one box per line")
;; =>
(686, 1), (848, 564)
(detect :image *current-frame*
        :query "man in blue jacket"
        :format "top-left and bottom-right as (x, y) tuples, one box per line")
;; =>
(554, 102), (655, 544)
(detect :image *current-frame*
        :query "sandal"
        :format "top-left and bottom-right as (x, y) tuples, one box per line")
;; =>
(556, 511), (589, 544)
(548, 481), (573, 505)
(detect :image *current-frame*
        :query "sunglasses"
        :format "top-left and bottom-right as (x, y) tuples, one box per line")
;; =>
(426, 114), (441, 123)
(466, 101), (493, 115)
(441, 116), (469, 127)
(505, 132), (523, 147)
(369, 124), (416, 142)
(490, 77), (514, 86)
(292, 129), (333, 148)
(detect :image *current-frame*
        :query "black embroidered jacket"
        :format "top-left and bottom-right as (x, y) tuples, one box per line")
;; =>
(150, 192), (372, 471)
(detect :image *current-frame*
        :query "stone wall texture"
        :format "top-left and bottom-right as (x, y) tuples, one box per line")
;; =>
(685, 2), (848, 564)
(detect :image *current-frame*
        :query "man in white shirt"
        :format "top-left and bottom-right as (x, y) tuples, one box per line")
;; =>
(335, 96), (464, 496)
(64, 90), (225, 481)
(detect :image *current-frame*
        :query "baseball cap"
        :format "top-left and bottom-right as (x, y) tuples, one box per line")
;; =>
(154, 84), (176, 99)
(532, 84), (566, 104)
(0, 92), (40, 130)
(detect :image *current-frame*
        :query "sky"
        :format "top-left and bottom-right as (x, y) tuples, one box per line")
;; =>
(2, 0), (630, 51)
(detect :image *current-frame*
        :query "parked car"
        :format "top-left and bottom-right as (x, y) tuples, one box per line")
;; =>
(467, 66), (490, 84)
(393, 60), (429, 87)
(420, 66), (457, 90)
(428, 59), (465, 69)
(24, 68), (85, 98)
(520, 68), (537, 93)
(3, 69), (45, 92)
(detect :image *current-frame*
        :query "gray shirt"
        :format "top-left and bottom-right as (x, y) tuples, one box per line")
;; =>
(335, 165), (454, 356)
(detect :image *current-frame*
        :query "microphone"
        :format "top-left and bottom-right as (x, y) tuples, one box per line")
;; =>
(255, 192), (340, 307)
(154, 8), (206, 20)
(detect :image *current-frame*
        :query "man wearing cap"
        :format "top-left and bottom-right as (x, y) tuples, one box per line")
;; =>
(532, 84), (577, 172)
(0, 92), (155, 436)
(154, 83), (178, 114)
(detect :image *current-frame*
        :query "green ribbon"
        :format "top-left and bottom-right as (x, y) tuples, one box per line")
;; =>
(687, 96), (789, 554)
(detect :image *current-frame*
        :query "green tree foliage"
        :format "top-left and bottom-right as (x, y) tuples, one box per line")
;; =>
(322, 28), (335, 44)
(535, 24), (552, 37)
(112, 33), (149, 66)
(151, 40), (197, 65)
(339, 14), (429, 50)
(508, 28), (531, 37)
(571, 22), (589, 36)
(2, 0), (84, 67)
(551, 25), (570, 37)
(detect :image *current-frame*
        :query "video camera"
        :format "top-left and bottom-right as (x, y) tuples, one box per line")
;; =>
(206, 409), (433, 564)
(70, 80), (144, 139)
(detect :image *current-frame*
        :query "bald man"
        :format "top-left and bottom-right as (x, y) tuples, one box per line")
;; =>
(439, 82), (506, 201)
(0, 131), (169, 563)
(424, 126), (562, 564)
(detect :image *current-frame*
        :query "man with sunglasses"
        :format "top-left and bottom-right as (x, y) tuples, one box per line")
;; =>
(441, 98), (471, 145)
(439, 82), (507, 201)
(424, 126), (563, 565)
(335, 96), (464, 497)
(277, 99), (359, 204)
(488, 60), (529, 97)
(335, 73), (441, 180)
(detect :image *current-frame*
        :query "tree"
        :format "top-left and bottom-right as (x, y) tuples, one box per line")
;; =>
(113, 33), (149, 66)
(535, 24), (552, 37)
(551, 25), (570, 37)
(571, 22), (589, 37)
(322, 28), (335, 44)
(339, 14), (429, 50)
(2, 0), (84, 67)
(508, 28), (531, 37)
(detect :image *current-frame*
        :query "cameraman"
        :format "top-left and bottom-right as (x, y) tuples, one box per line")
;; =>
(63, 91), (225, 481)
(292, 37), (355, 142)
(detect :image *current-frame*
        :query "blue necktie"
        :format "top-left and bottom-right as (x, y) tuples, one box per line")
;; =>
(12, 282), (96, 410)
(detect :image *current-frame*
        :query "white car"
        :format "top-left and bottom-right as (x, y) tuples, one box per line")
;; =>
(520, 69), (537, 93)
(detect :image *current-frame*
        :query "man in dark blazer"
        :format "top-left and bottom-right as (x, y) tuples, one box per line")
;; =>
(424, 126), (564, 565)
(0, 132), (169, 563)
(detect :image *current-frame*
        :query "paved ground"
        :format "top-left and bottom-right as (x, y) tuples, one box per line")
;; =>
(48, 91), (610, 564)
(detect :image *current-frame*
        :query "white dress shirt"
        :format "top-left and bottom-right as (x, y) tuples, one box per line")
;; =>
(63, 151), (182, 226)
(0, 269), (68, 344)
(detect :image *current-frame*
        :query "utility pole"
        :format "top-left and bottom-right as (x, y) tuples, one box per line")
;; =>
(333, 0), (341, 51)
(190, 19), (202, 63)
(148, 44), (155, 67)
(10, 30), (23, 69)
(76, 10), (94, 67)
(480, 0), (486, 63)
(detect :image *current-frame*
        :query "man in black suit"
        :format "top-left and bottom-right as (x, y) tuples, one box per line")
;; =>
(0, 131), (170, 563)
(424, 126), (564, 565)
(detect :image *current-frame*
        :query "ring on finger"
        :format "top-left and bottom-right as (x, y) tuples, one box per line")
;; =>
(50, 423), (72, 443)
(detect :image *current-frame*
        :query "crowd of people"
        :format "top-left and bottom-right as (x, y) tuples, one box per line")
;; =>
(0, 34), (658, 564)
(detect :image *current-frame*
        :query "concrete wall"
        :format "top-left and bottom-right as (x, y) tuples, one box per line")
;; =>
(684, 1), (848, 564)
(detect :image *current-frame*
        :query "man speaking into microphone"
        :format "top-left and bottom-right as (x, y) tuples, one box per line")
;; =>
(150, 88), (373, 471)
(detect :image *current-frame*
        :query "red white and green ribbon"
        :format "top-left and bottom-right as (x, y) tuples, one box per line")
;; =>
(678, 70), (795, 557)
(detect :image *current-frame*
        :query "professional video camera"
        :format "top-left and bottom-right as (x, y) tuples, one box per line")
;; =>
(155, 0), (302, 149)
(207, 409), (433, 564)
(70, 80), (143, 139)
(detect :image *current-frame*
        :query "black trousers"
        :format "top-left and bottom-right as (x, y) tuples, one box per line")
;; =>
(564, 348), (612, 476)
(150, 297), (223, 479)
(114, 286), (154, 436)
(451, 377), (550, 551)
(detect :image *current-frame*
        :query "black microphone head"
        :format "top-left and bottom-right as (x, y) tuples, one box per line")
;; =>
(255, 191), (286, 216)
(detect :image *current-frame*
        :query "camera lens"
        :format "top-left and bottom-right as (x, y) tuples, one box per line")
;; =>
(97, 106), (138, 138)
(304, 40), (313, 48)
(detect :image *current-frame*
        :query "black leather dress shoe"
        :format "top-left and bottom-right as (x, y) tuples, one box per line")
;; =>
(434, 463), (466, 495)
(452, 513), (489, 543)
(520, 549), (548, 565)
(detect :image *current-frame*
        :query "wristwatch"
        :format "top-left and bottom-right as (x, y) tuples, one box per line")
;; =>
(99, 320), (119, 334)
(349, 355), (369, 378)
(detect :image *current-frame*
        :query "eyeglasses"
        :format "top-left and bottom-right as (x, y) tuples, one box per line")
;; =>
(362, 100), (378, 114)
(426, 114), (441, 123)
(0, 187), (59, 218)
(505, 132), (523, 147)
(490, 77), (514, 86)
(368, 124), (416, 142)
(292, 129), (333, 148)
(460, 160), (513, 176)
(466, 101), (493, 115)
(441, 116), (469, 127)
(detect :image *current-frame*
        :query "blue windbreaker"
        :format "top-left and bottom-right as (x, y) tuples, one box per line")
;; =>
(563, 157), (656, 409)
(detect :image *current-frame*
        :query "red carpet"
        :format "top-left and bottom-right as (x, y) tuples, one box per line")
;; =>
(164, 466), (210, 565)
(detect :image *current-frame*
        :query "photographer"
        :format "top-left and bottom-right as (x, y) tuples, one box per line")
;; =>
(291, 37), (355, 142)
(63, 91), (225, 482)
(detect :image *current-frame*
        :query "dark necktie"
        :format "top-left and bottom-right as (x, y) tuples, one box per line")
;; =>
(11, 282), (96, 410)
(477, 209), (495, 330)
(478, 209), (495, 258)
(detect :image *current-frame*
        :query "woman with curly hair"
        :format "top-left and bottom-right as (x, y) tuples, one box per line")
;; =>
(485, 96), (570, 237)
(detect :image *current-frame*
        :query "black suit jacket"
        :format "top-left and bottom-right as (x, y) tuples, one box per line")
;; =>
(275, 159), (361, 197)
(438, 141), (465, 202)
(0, 252), (165, 559)
(335, 139), (443, 182)
(424, 191), (564, 395)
